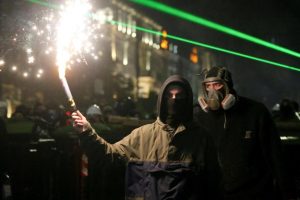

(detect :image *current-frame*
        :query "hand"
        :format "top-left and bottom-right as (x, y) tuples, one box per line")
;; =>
(71, 110), (91, 133)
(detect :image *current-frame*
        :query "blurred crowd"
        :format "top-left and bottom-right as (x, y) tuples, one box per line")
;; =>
(0, 98), (299, 137)
(0, 97), (158, 137)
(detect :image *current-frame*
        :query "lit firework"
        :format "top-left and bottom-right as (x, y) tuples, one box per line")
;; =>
(56, 0), (98, 76)
(0, 0), (107, 80)
(56, 0), (95, 110)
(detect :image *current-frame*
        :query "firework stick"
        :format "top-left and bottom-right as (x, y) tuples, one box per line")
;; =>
(60, 76), (77, 111)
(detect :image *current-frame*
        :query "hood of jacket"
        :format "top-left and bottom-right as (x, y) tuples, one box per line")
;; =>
(157, 75), (193, 124)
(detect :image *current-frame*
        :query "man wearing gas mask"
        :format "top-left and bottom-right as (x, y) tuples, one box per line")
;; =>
(198, 67), (236, 112)
(72, 75), (207, 200)
(194, 66), (297, 200)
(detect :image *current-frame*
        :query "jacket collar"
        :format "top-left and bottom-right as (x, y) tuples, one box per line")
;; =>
(157, 117), (187, 135)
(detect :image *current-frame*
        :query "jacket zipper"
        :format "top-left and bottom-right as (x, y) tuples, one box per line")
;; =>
(218, 112), (227, 169)
(223, 112), (227, 129)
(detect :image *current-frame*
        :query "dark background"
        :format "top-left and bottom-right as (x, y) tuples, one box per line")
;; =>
(129, 0), (300, 109)
(1, 1), (300, 199)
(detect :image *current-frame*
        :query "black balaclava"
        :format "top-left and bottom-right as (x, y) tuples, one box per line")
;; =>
(164, 84), (187, 126)
(157, 75), (193, 127)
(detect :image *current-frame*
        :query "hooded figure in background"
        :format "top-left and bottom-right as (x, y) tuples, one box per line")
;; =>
(72, 75), (207, 200)
(194, 66), (297, 200)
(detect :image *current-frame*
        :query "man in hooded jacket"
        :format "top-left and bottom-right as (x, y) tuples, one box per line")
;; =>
(72, 75), (207, 200)
(194, 66), (297, 200)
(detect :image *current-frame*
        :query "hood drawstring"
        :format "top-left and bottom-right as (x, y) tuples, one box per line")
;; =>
(224, 112), (227, 129)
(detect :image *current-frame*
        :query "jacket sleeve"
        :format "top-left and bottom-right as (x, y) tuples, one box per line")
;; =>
(79, 126), (142, 163)
(258, 106), (297, 200)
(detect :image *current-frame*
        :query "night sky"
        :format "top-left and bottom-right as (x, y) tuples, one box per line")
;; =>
(1, 0), (300, 109)
(129, 0), (300, 109)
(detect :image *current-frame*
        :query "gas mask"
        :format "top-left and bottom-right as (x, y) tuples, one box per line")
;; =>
(206, 89), (225, 110)
(199, 82), (236, 112)
(198, 66), (236, 112)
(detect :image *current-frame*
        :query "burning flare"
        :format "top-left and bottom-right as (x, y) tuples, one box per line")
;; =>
(56, 0), (92, 110)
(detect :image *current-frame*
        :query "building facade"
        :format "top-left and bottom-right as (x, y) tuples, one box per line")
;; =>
(0, 0), (216, 118)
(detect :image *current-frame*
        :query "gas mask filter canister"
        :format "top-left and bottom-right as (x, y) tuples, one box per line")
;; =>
(199, 84), (236, 112)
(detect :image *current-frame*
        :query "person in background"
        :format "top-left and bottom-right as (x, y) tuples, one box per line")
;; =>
(72, 75), (207, 200)
(86, 104), (104, 123)
(275, 99), (300, 122)
(194, 66), (298, 200)
(11, 104), (30, 120)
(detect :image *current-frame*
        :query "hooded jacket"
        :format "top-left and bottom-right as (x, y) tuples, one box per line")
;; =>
(194, 96), (296, 200)
(79, 75), (206, 200)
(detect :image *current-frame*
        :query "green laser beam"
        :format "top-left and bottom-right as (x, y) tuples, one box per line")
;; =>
(110, 20), (300, 72)
(26, 0), (300, 72)
(130, 0), (300, 58)
(27, 0), (59, 9)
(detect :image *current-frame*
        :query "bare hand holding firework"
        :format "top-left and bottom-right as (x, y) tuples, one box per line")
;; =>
(72, 110), (92, 133)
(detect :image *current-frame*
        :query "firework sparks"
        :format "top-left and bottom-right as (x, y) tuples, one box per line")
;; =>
(56, 0), (93, 77)
(56, 0), (96, 110)
(1, 0), (106, 81)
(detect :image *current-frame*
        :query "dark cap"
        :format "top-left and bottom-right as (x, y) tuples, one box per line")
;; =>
(203, 66), (234, 89)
